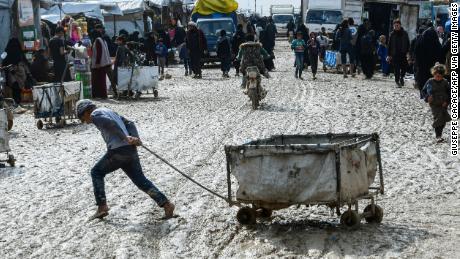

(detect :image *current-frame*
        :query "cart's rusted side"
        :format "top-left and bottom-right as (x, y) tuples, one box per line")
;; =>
(225, 133), (385, 226)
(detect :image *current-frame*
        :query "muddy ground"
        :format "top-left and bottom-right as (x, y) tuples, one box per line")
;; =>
(0, 41), (459, 258)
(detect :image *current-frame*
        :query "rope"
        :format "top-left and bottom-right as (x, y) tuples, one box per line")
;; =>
(141, 145), (229, 203)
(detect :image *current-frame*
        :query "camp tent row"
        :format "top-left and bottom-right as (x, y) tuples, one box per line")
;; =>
(40, 0), (185, 36)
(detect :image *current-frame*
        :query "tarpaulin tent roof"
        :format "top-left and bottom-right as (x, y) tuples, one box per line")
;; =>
(41, 1), (123, 23)
(193, 0), (238, 15)
(106, 0), (146, 15)
(0, 0), (13, 9)
(41, 3), (103, 23)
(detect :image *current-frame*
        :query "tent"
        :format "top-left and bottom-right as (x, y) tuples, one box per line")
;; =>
(40, 2), (122, 24)
(0, 0), (13, 52)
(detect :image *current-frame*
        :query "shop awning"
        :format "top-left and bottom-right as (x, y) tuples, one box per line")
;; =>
(0, 0), (13, 9)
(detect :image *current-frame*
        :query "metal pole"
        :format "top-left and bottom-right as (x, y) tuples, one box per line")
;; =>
(113, 15), (116, 36)
(255, 0), (256, 15)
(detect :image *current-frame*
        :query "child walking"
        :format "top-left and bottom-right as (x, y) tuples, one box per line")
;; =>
(377, 35), (390, 76)
(421, 63), (451, 143)
(307, 32), (321, 80)
(179, 42), (190, 76)
(217, 29), (232, 78)
(155, 38), (168, 79)
(291, 31), (307, 79)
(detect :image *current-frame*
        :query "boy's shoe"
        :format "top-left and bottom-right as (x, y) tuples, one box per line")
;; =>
(312, 74), (317, 80)
(235, 72), (240, 77)
(185, 71), (189, 76)
(436, 137), (445, 143)
(400, 79), (405, 86)
(395, 81), (401, 88)
(162, 202), (175, 219)
(89, 204), (109, 221)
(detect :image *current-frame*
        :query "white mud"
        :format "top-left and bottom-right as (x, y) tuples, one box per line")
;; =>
(0, 41), (459, 258)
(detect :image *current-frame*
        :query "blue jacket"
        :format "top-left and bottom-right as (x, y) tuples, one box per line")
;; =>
(91, 108), (139, 150)
(335, 27), (352, 51)
(155, 43), (168, 58)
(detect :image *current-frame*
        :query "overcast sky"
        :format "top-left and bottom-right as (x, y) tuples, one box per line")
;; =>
(237, 0), (301, 16)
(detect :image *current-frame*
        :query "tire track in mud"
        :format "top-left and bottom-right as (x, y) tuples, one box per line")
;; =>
(148, 81), (262, 255)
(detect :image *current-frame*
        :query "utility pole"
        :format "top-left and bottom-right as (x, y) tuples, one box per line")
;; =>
(255, 0), (256, 15)
(300, 0), (304, 23)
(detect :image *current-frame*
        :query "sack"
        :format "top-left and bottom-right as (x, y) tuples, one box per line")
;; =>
(324, 51), (338, 67)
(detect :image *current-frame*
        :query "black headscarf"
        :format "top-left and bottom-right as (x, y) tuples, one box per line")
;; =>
(2, 38), (26, 66)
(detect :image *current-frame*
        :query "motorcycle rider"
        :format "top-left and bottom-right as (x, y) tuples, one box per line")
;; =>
(236, 40), (270, 98)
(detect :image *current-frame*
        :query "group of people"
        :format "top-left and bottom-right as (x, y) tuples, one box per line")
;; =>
(320, 17), (452, 143)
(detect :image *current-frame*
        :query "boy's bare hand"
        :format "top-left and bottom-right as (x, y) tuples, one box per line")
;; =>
(126, 136), (142, 146)
(428, 96), (433, 104)
(442, 102), (448, 108)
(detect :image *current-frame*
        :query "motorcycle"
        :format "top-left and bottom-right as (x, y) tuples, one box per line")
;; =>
(0, 52), (15, 131)
(245, 66), (263, 110)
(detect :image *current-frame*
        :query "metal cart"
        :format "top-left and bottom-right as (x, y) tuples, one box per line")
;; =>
(0, 109), (15, 167)
(224, 133), (385, 228)
(32, 81), (81, 129)
(117, 65), (159, 100)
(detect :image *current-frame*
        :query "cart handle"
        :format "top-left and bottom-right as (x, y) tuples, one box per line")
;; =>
(141, 145), (230, 203)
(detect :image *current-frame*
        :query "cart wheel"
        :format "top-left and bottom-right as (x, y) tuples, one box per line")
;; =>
(36, 120), (44, 130)
(256, 208), (273, 218)
(7, 119), (13, 131)
(237, 207), (257, 225)
(340, 210), (360, 228)
(153, 89), (159, 98)
(363, 204), (383, 224)
(7, 154), (15, 167)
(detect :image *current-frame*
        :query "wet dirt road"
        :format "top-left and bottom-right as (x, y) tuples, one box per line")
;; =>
(0, 40), (459, 258)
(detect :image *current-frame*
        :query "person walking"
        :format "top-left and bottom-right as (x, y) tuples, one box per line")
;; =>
(1, 38), (32, 106)
(171, 18), (186, 47)
(49, 27), (70, 82)
(75, 99), (175, 220)
(179, 42), (191, 76)
(296, 23), (310, 70)
(348, 18), (359, 75)
(144, 32), (157, 66)
(217, 30), (232, 78)
(186, 22), (207, 79)
(335, 19), (355, 78)
(155, 38), (168, 79)
(359, 30), (376, 79)
(316, 28), (329, 71)
(30, 49), (50, 83)
(415, 23), (443, 93)
(264, 18), (277, 70)
(387, 19), (410, 88)
(377, 35), (390, 77)
(307, 32), (320, 80)
(232, 24), (246, 76)
(91, 24), (118, 98)
(421, 63), (451, 143)
(291, 31), (307, 79)
(287, 19), (296, 42)
(113, 36), (132, 90)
